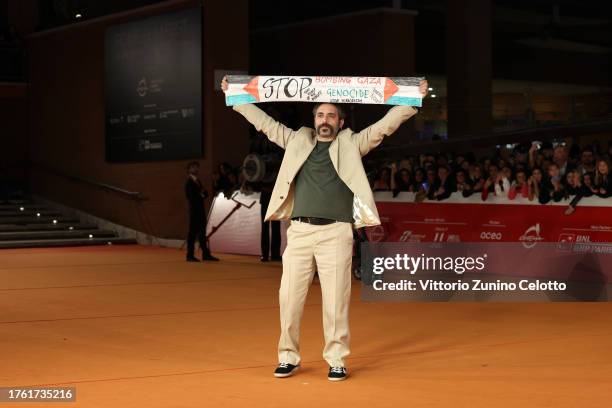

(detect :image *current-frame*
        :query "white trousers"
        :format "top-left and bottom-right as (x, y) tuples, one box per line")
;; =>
(278, 220), (353, 367)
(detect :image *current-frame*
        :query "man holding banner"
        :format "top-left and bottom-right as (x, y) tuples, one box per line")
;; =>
(221, 75), (428, 381)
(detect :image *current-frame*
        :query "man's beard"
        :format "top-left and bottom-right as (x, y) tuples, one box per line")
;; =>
(316, 124), (337, 137)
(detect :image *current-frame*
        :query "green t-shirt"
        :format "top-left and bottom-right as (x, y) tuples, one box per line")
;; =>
(291, 140), (354, 223)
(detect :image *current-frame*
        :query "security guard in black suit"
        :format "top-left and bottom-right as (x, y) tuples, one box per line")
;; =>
(185, 161), (219, 262)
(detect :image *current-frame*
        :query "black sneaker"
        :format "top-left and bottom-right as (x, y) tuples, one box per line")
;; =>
(186, 256), (200, 262)
(202, 254), (219, 261)
(328, 366), (348, 381)
(274, 363), (299, 378)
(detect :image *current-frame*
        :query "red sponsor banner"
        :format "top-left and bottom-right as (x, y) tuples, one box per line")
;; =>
(368, 201), (612, 245)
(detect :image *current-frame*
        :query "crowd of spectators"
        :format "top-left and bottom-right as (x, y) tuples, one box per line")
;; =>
(366, 138), (612, 214)
(213, 138), (612, 215)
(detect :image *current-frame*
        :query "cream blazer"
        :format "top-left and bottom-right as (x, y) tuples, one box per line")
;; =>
(233, 104), (417, 228)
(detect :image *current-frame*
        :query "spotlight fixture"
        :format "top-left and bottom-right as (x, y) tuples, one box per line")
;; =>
(75, 13), (82, 19)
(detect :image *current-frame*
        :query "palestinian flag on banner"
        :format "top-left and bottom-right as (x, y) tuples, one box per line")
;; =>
(224, 75), (424, 107)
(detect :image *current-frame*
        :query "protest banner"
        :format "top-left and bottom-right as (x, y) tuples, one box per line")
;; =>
(224, 75), (424, 107)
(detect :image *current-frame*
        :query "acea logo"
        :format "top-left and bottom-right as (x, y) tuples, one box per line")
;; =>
(480, 231), (502, 240)
(519, 223), (544, 249)
(137, 77), (148, 97)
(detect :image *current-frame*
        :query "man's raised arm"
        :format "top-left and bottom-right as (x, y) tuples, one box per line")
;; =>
(351, 79), (428, 156)
(351, 105), (418, 156)
(222, 76), (296, 150)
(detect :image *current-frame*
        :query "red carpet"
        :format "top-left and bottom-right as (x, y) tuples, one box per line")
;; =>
(1, 245), (611, 407)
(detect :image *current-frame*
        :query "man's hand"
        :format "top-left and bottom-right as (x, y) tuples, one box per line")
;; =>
(221, 75), (229, 91)
(419, 80), (429, 98)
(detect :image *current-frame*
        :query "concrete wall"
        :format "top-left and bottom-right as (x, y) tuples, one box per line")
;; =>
(251, 8), (419, 146)
(0, 83), (28, 186)
(25, 0), (249, 239)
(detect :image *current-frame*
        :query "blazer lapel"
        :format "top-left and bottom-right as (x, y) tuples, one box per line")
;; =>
(298, 132), (317, 167)
(328, 136), (339, 173)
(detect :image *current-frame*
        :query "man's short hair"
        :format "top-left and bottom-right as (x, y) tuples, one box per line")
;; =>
(312, 103), (346, 120)
(187, 161), (200, 170)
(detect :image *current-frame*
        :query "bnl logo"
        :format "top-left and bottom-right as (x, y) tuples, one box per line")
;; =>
(558, 233), (591, 243)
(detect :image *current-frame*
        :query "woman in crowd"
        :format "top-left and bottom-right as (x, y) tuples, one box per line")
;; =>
(501, 165), (513, 182)
(564, 171), (597, 215)
(455, 169), (474, 198)
(481, 163), (497, 200)
(412, 168), (426, 192)
(594, 159), (612, 198)
(482, 164), (510, 200)
(565, 170), (581, 195)
(508, 169), (529, 200)
(540, 163), (566, 203)
(527, 167), (544, 203)
(373, 166), (391, 191)
(415, 167), (437, 202)
(469, 164), (485, 193)
(429, 165), (455, 201)
(391, 163), (414, 197)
